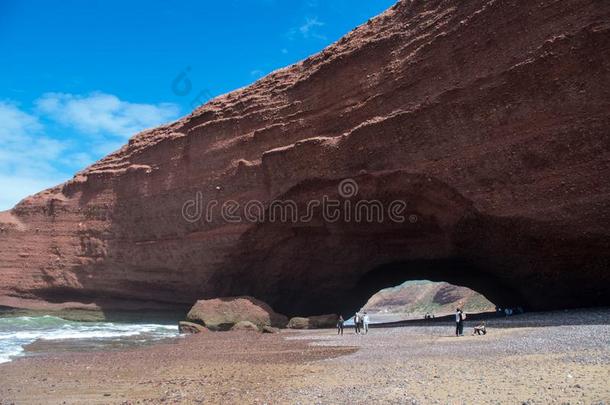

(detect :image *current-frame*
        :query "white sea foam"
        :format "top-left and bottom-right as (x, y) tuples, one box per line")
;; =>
(0, 344), (24, 364)
(0, 316), (179, 363)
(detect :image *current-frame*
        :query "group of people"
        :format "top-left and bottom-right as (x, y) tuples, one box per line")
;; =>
(336, 312), (370, 335)
(354, 311), (370, 334)
(336, 308), (487, 337)
(456, 307), (487, 336)
(497, 306), (524, 317)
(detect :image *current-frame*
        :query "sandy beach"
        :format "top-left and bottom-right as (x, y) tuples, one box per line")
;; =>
(1, 309), (609, 404)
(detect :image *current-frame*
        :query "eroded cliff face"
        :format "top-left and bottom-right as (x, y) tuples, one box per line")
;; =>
(1, 0), (609, 316)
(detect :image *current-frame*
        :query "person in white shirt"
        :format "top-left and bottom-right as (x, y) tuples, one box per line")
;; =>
(363, 312), (370, 334)
(473, 321), (486, 335)
(354, 312), (361, 334)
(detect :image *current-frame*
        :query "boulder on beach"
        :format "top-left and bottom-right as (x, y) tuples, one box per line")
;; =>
(186, 296), (288, 331)
(287, 314), (339, 329)
(309, 314), (339, 328)
(287, 317), (310, 329)
(231, 321), (260, 332)
(262, 326), (281, 334)
(178, 321), (207, 334)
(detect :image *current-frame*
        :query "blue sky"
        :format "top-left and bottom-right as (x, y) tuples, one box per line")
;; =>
(0, 0), (396, 210)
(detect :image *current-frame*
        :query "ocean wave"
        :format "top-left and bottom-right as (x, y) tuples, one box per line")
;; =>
(0, 316), (179, 363)
(0, 343), (24, 364)
(0, 315), (71, 329)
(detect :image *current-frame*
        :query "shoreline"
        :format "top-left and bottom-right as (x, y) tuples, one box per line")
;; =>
(1, 308), (609, 404)
(0, 305), (187, 323)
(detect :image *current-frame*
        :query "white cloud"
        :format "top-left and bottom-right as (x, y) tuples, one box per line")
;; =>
(250, 69), (264, 78)
(288, 17), (326, 41)
(36, 92), (180, 138)
(300, 17), (324, 37)
(0, 101), (65, 170)
(0, 101), (69, 210)
(0, 100), (42, 140)
(0, 93), (181, 210)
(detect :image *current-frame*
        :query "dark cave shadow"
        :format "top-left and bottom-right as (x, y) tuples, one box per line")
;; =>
(337, 257), (527, 319)
(368, 307), (610, 329)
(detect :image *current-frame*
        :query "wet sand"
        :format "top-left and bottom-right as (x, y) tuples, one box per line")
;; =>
(1, 309), (609, 404)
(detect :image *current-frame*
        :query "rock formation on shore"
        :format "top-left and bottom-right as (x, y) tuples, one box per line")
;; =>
(179, 321), (207, 334)
(186, 296), (288, 331)
(0, 0), (609, 317)
(287, 314), (339, 330)
(363, 280), (495, 316)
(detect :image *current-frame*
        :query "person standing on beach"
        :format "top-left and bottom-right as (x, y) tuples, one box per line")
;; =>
(459, 309), (466, 335)
(363, 312), (370, 334)
(455, 308), (464, 336)
(337, 315), (344, 335)
(354, 312), (361, 334)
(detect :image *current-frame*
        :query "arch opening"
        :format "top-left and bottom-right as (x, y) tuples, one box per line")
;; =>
(360, 279), (496, 323)
(339, 257), (527, 319)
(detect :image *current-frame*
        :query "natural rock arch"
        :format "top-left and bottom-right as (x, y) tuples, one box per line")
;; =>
(206, 172), (573, 317)
(343, 259), (514, 318)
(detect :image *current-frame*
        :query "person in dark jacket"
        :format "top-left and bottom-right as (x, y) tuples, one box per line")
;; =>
(455, 308), (465, 336)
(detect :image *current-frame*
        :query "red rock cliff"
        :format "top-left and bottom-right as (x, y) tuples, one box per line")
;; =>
(1, 0), (609, 316)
